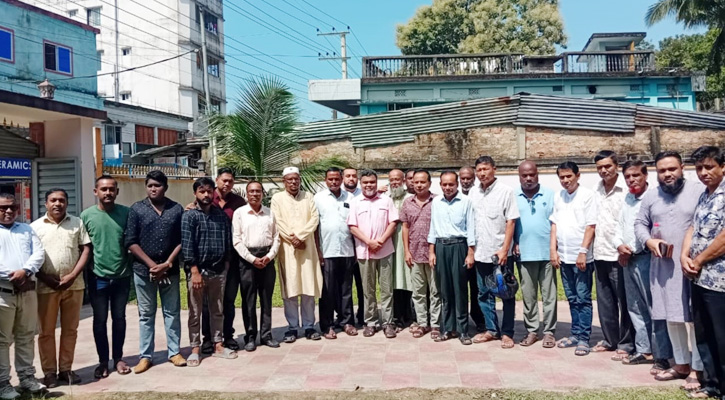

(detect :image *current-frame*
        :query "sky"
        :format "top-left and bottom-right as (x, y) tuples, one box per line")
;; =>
(222, 0), (707, 122)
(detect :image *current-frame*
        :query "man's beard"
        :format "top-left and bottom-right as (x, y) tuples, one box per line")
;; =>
(660, 177), (685, 195)
(344, 182), (357, 190)
(390, 186), (406, 199)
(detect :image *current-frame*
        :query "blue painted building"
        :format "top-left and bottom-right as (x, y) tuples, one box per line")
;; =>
(0, 0), (105, 219)
(308, 33), (705, 117)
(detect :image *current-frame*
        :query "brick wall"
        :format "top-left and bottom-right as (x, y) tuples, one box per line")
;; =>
(298, 124), (723, 170)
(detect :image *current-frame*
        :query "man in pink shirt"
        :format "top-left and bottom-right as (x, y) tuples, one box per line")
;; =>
(347, 170), (400, 338)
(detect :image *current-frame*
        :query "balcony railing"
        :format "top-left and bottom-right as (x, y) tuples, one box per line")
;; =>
(362, 51), (656, 79)
(561, 51), (655, 74)
(363, 54), (525, 79)
(104, 164), (205, 179)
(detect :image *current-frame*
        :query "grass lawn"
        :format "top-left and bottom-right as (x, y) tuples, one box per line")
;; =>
(131, 261), (595, 310)
(30, 387), (688, 399)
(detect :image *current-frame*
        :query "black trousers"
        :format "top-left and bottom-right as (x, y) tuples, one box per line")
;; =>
(393, 289), (415, 326)
(467, 266), (486, 331)
(352, 260), (365, 326)
(319, 257), (355, 331)
(240, 253), (276, 343)
(692, 283), (724, 395)
(435, 240), (469, 334)
(594, 260), (634, 352)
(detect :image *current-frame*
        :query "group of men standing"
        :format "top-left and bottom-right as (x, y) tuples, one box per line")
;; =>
(0, 145), (724, 399)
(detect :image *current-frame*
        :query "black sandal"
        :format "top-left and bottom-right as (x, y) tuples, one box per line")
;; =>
(622, 353), (654, 365)
(94, 364), (109, 379)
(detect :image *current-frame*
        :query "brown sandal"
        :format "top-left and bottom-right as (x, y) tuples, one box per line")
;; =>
(324, 328), (337, 340)
(430, 328), (440, 340)
(501, 335), (515, 349)
(473, 331), (498, 344)
(344, 324), (358, 336)
(520, 332), (538, 347)
(542, 333), (556, 348)
(655, 368), (689, 381)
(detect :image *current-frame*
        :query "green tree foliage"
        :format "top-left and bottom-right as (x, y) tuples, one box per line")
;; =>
(656, 29), (725, 102)
(645, 0), (725, 72)
(208, 77), (345, 193)
(396, 0), (567, 55)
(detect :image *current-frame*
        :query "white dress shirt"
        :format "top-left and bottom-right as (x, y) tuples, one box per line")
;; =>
(0, 222), (44, 282)
(593, 178), (627, 261)
(232, 204), (280, 264)
(549, 186), (598, 264)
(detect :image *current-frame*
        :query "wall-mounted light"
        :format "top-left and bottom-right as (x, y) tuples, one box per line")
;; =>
(37, 79), (56, 100)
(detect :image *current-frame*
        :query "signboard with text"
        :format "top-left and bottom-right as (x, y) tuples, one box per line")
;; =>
(0, 158), (32, 178)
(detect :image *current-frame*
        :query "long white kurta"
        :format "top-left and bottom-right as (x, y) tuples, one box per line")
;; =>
(270, 190), (323, 299)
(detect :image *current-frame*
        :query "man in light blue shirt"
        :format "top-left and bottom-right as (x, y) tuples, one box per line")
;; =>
(0, 193), (46, 398)
(427, 171), (475, 345)
(514, 161), (557, 349)
(315, 167), (358, 339)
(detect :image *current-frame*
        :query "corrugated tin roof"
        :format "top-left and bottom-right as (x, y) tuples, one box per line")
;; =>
(297, 93), (725, 148)
(516, 95), (636, 133)
(635, 105), (725, 129)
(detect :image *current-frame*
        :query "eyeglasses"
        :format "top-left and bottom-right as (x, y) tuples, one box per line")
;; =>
(526, 198), (536, 214)
(0, 205), (17, 212)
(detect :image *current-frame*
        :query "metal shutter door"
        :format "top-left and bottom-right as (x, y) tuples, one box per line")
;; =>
(32, 158), (81, 219)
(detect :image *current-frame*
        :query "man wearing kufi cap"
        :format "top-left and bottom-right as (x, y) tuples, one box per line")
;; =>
(270, 167), (324, 342)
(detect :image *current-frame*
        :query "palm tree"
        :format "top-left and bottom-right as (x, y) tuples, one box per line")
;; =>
(207, 76), (344, 193)
(645, 0), (725, 72)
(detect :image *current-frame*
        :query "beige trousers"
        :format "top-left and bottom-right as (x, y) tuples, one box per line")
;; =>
(0, 290), (38, 382)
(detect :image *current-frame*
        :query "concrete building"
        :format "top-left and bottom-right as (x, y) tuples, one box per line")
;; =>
(309, 32), (705, 116)
(0, 0), (106, 219)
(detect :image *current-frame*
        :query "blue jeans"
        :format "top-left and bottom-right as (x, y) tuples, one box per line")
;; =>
(475, 262), (515, 338)
(560, 262), (594, 343)
(134, 273), (181, 360)
(90, 274), (131, 366)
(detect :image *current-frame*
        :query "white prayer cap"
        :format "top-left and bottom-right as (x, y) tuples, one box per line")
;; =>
(282, 166), (300, 177)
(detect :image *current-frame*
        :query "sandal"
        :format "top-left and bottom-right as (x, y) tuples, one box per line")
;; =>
(187, 353), (201, 368)
(324, 328), (337, 340)
(472, 331), (499, 344)
(654, 368), (690, 381)
(610, 349), (629, 361)
(687, 387), (719, 399)
(344, 324), (358, 336)
(542, 333), (556, 349)
(501, 335), (515, 349)
(622, 353), (654, 365)
(114, 360), (131, 375)
(430, 328), (440, 341)
(592, 340), (613, 352)
(650, 359), (670, 375)
(681, 376), (702, 391)
(520, 332), (538, 347)
(93, 364), (109, 379)
(575, 342), (590, 356)
(557, 336), (578, 348)
(212, 347), (238, 359)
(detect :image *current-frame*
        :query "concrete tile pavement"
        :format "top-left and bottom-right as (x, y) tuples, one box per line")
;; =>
(20, 300), (678, 394)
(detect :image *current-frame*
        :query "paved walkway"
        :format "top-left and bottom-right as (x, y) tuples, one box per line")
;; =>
(27, 301), (673, 394)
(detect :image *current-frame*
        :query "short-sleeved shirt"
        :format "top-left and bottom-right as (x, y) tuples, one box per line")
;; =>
(593, 179), (627, 261)
(469, 180), (520, 263)
(347, 193), (399, 260)
(213, 190), (246, 220)
(125, 198), (183, 277)
(427, 191), (476, 246)
(514, 186), (554, 262)
(81, 205), (132, 279)
(549, 186), (598, 264)
(31, 213), (90, 293)
(692, 181), (725, 293)
(314, 189), (355, 258)
(399, 193), (435, 263)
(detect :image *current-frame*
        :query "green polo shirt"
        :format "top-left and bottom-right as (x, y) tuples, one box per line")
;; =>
(81, 204), (132, 279)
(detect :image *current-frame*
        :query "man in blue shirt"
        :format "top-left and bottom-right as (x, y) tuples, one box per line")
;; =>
(0, 193), (46, 398)
(514, 161), (557, 349)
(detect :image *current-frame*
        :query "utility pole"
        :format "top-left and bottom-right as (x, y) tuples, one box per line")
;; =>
(318, 29), (350, 120)
(114, 0), (120, 101)
(199, 6), (216, 175)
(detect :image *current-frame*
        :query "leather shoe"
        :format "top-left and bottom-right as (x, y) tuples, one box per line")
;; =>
(201, 339), (214, 355)
(262, 339), (280, 348)
(223, 338), (240, 351)
(133, 358), (152, 374)
(42, 373), (58, 389)
(57, 370), (82, 385)
(244, 341), (257, 352)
